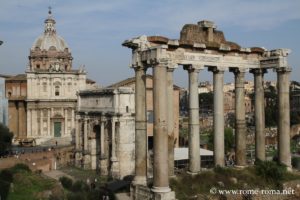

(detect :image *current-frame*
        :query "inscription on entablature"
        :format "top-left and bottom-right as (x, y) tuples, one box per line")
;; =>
(183, 54), (220, 62)
(260, 58), (279, 67)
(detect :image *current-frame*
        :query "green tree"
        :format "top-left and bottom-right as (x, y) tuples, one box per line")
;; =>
(0, 123), (13, 156)
(207, 127), (235, 153)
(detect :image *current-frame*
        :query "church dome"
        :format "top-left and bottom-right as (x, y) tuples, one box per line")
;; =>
(31, 9), (69, 52)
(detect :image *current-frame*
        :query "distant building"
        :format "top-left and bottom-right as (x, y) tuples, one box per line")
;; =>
(6, 10), (95, 145)
(5, 74), (27, 138)
(76, 87), (135, 179)
(108, 75), (180, 149)
(0, 74), (10, 126)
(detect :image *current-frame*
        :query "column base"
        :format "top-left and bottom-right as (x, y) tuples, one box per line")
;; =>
(151, 186), (171, 193)
(132, 175), (147, 186)
(111, 160), (119, 179)
(234, 165), (246, 169)
(152, 187), (175, 200)
(83, 155), (91, 169)
(100, 159), (108, 176)
(187, 170), (200, 176)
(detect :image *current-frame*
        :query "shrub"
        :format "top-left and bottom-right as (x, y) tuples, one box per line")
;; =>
(11, 163), (31, 173)
(59, 176), (73, 190)
(71, 180), (89, 192)
(67, 192), (86, 200)
(255, 160), (286, 183)
(292, 157), (300, 169)
(0, 179), (10, 200)
(0, 169), (13, 182)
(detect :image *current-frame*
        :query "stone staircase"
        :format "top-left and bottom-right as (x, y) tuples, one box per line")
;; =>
(40, 137), (73, 147)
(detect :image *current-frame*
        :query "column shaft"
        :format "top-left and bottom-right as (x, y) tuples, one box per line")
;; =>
(213, 69), (225, 167)
(84, 118), (88, 152)
(234, 70), (246, 166)
(253, 69), (265, 161)
(75, 119), (80, 149)
(277, 68), (291, 167)
(185, 65), (200, 173)
(111, 119), (117, 160)
(100, 121), (105, 157)
(167, 68), (175, 176)
(152, 64), (170, 192)
(133, 67), (147, 185)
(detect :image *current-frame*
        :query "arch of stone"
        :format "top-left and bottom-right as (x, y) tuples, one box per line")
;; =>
(123, 20), (291, 200)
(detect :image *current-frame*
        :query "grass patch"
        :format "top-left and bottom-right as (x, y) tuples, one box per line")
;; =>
(171, 163), (300, 200)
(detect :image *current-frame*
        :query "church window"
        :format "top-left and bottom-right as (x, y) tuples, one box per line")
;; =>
(43, 82), (47, 92)
(65, 65), (68, 70)
(55, 86), (60, 96)
(36, 64), (40, 69)
(68, 82), (72, 92)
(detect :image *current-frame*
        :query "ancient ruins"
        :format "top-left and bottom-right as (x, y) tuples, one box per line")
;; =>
(123, 20), (291, 199)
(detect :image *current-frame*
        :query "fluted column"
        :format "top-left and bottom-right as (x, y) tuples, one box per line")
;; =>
(75, 117), (80, 150)
(111, 118), (117, 161)
(250, 69), (266, 162)
(152, 62), (170, 193)
(277, 67), (291, 168)
(209, 67), (225, 167)
(83, 117), (88, 152)
(184, 65), (200, 174)
(167, 67), (175, 176)
(100, 120), (105, 158)
(230, 68), (246, 167)
(133, 66), (147, 185)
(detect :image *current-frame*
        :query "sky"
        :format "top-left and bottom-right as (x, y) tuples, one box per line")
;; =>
(0, 0), (300, 88)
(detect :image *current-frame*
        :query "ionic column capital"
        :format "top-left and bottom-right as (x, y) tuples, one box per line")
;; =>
(229, 67), (246, 75)
(249, 68), (267, 75)
(208, 66), (224, 74)
(276, 67), (292, 73)
(183, 64), (203, 73)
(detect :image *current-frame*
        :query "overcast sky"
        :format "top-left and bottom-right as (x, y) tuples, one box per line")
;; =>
(0, 0), (300, 87)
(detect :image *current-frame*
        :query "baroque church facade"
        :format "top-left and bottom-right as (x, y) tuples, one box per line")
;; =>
(24, 10), (91, 145)
(7, 10), (95, 144)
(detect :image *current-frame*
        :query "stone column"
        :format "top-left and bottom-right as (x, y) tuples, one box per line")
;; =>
(231, 68), (246, 167)
(133, 66), (147, 185)
(167, 67), (175, 176)
(251, 69), (266, 162)
(100, 120), (105, 158)
(27, 109), (32, 137)
(47, 108), (51, 136)
(39, 109), (43, 136)
(277, 68), (291, 168)
(64, 109), (68, 136)
(209, 67), (225, 167)
(184, 65), (200, 174)
(75, 118), (80, 150)
(152, 62), (170, 193)
(111, 118), (117, 161)
(83, 117), (88, 152)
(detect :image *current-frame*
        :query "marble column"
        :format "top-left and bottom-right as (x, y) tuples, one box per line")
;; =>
(152, 62), (170, 193)
(100, 120), (105, 158)
(251, 69), (266, 162)
(75, 118), (80, 150)
(184, 65), (200, 174)
(231, 68), (246, 167)
(111, 118), (117, 161)
(277, 68), (291, 168)
(133, 66), (147, 185)
(167, 67), (175, 176)
(28, 109), (32, 137)
(83, 117), (88, 152)
(47, 108), (51, 136)
(210, 67), (225, 167)
(64, 109), (68, 136)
